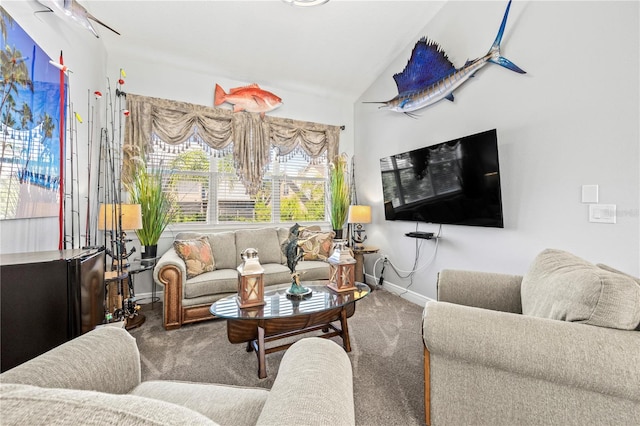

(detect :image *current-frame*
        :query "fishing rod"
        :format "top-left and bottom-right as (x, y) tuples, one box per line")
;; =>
(93, 126), (104, 248)
(58, 51), (65, 250)
(68, 101), (76, 249)
(84, 90), (92, 248)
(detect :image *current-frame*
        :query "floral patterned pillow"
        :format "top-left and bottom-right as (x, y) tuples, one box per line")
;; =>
(173, 236), (215, 279)
(297, 230), (335, 261)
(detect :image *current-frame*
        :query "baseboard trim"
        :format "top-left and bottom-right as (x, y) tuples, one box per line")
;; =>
(133, 281), (434, 308)
(134, 290), (163, 305)
(364, 273), (433, 307)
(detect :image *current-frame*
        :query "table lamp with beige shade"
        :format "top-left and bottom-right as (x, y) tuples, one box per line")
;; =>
(347, 205), (372, 250)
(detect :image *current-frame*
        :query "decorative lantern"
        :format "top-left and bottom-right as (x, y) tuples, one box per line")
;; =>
(327, 240), (357, 292)
(237, 248), (265, 308)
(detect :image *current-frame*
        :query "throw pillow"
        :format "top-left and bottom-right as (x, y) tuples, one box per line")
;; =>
(297, 229), (335, 261)
(173, 236), (215, 279)
(597, 263), (640, 331)
(520, 249), (640, 330)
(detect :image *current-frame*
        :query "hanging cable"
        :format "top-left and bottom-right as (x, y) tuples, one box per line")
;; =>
(372, 224), (442, 290)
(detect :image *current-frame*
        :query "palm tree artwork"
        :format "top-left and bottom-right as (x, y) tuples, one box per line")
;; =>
(1, 7), (64, 220)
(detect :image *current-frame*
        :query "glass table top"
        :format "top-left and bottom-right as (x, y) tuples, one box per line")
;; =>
(210, 281), (370, 320)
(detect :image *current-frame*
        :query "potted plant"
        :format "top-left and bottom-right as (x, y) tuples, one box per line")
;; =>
(328, 153), (350, 239)
(126, 163), (173, 259)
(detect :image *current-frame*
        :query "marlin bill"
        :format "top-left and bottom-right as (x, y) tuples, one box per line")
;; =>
(369, 0), (525, 117)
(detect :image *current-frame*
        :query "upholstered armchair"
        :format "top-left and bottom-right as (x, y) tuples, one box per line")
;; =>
(422, 249), (640, 426)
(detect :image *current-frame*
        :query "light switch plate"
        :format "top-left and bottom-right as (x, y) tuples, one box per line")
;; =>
(589, 204), (616, 224)
(581, 185), (598, 203)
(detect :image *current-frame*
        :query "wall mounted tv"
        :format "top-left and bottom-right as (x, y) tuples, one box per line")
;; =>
(380, 129), (504, 228)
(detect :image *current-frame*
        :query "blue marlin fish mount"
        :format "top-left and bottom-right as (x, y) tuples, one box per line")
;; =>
(370, 0), (525, 117)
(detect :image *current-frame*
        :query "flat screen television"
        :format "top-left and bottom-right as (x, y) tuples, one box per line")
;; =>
(380, 129), (504, 228)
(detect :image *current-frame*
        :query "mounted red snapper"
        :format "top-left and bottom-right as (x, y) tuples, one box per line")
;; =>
(214, 84), (282, 118)
(369, 0), (525, 117)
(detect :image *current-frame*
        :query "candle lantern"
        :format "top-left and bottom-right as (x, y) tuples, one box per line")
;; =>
(327, 240), (357, 292)
(237, 248), (265, 308)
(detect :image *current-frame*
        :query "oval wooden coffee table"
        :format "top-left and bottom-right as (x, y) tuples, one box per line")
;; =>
(210, 281), (370, 378)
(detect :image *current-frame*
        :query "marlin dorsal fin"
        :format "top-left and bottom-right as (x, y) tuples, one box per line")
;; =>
(393, 37), (456, 94)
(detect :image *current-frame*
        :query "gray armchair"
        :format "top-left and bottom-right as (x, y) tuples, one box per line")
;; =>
(422, 255), (640, 426)
(1, 327), (355, 425)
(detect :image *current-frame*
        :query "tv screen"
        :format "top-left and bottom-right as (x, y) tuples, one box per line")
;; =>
(380, 129), (504, 228)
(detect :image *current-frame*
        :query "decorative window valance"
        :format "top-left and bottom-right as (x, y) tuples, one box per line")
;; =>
(123, 94), (340, 194)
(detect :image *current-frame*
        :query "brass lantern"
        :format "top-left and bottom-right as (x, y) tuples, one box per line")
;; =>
(327, 240), (357, 292)
(237, 248), (265, 308)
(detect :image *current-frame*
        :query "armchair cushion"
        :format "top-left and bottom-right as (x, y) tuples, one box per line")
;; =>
(521, 249), (640, 330)
(0, 384), (217, 425)
(132, 381), (267, 425)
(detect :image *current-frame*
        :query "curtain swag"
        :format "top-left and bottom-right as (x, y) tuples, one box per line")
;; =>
(123, 93), (340, 194)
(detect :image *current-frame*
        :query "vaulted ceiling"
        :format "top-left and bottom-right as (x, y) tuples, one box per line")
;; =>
(85, 0), (445, 101)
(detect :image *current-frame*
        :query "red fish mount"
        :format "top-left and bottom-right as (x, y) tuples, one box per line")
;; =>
(214, 84), (282, 118)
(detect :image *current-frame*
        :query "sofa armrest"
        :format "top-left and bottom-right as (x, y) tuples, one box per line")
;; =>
(422, 301), (640, 401)
(0, 327), (141, 394)
(257, 338), (355, 426)
(154, 247), (188, 329)
(154, 247), (187, 290)
(437, 269), (523, 313)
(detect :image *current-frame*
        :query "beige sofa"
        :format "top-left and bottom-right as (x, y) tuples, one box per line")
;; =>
(0, 327), (355, 425)
(422, 249), (640, 426)
(154, 227), (331, 329)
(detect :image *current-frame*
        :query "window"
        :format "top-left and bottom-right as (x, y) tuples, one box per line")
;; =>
(380, 142), (462, 208)
(147, 136), (328, 225)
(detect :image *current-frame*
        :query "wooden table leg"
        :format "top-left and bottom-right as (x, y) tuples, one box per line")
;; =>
(340, 308), (351, 352)
(257, 326), (267, 379)
(354, 252), (365, 283)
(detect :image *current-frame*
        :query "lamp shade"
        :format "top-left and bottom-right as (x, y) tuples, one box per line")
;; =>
(98, 203), (143, 231)
(347, 205), (372, 224)
(282, 0), (330, 6)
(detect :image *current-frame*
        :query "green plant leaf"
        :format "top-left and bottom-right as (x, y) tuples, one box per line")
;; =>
(125, 163), (174, 246)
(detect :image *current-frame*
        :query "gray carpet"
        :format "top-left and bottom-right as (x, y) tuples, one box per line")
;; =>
(130, 288), (426, 425)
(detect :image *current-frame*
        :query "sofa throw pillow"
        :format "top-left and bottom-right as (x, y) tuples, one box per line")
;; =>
(597, 263), (640, 331)
(174, 236), (215, 279)
(297, 229), (335, 261)
(521, 249), (640, 330)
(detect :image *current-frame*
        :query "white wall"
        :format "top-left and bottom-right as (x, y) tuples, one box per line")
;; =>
(0, 3), (355, 297)
(101, 49), (356, 293)
(0, 1), (108, 254)
(355, 1), (639, 301)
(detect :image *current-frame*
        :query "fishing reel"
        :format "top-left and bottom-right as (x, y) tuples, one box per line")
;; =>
(106, 230), (136, 269)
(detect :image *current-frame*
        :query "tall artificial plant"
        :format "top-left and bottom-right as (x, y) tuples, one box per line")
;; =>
(328, 153), (350, 238)
(126, 162), (173, 250)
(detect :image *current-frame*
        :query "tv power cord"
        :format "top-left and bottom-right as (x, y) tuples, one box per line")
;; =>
(378, 258), (387, 286)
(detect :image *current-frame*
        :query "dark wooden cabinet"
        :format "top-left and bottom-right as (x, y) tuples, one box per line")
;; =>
(0, 248), (105, 372)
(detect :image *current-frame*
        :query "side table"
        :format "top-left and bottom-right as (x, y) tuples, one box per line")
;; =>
(131, 257), (160, 306)
(352, 246), (379, 288)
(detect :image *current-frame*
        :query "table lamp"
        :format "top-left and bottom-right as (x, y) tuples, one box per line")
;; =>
(347, 205), (372, 250)
(98, 203), (142, 268)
